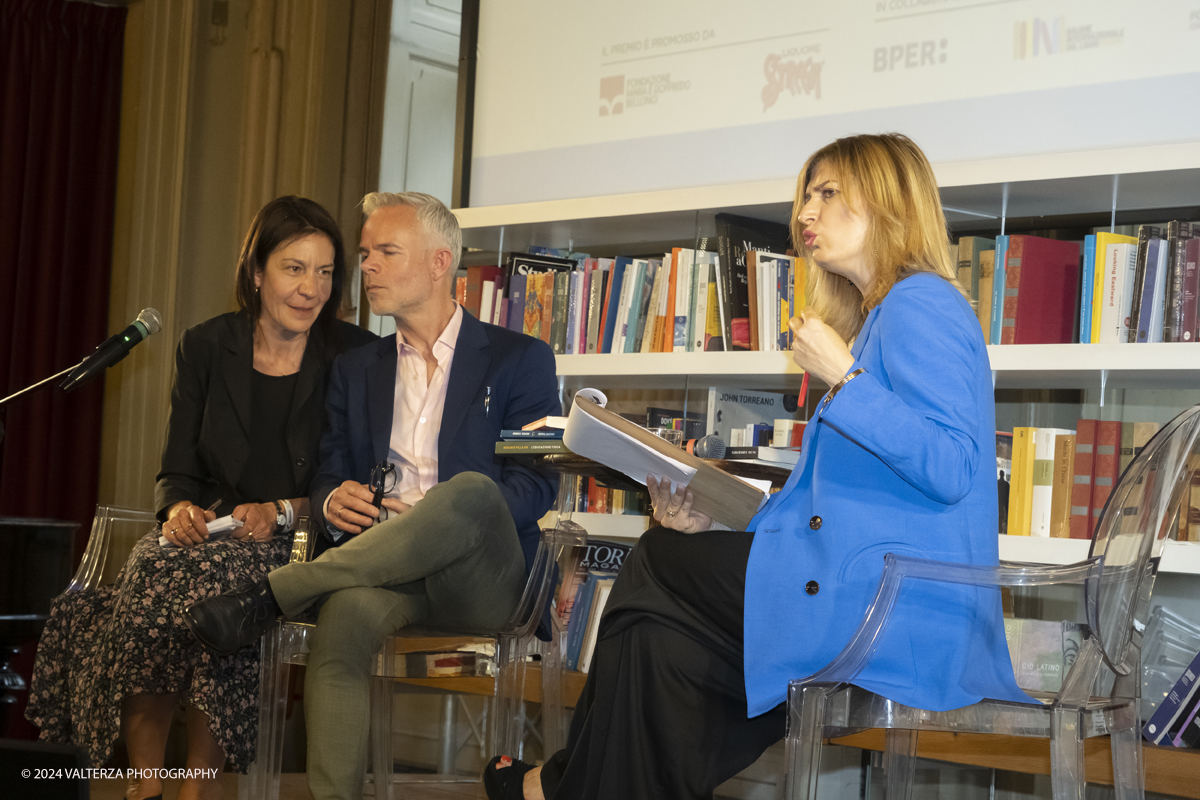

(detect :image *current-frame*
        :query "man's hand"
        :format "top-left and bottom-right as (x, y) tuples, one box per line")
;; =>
(326, 481), (381, 534)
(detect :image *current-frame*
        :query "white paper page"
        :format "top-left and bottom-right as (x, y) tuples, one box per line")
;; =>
(563, 398), (696, 489)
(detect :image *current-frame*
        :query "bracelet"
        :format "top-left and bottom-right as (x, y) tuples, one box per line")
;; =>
(281, 499), (294, 531)
(821, 367), (866, 412)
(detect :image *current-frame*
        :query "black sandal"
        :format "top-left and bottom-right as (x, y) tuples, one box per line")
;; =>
(483, 755), (535, 800)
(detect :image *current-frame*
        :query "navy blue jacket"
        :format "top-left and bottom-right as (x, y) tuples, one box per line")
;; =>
(310, 308), (561, 572)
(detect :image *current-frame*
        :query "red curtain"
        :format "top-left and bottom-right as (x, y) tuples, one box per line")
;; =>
(0, 1), (127, 539)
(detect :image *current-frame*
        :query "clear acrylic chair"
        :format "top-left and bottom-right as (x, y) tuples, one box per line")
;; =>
(243, 479), (588, 800)
(68, 505), (159, 591)
(784, 403), (1200, 800)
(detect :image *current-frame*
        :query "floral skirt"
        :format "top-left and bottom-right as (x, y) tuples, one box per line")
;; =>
(26, 528), (292, 773)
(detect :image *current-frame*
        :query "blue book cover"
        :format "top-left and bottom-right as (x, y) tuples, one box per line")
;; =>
(1079, 235), (1096, 343)
(989, 235), (1009, 345)
(1143, 645), (1200, 744)
(600, 257), (629, 353)
(565, 576), (596, 670)
(618, 260), (645, 352)
(1136, 238), (1162, 342)
(506, 274), (527, 333)
(629, 260), (658, 353)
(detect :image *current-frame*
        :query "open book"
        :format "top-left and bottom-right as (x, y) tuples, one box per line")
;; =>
(563, 392), (770, 530)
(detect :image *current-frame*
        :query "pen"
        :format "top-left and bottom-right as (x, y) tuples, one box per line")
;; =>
(484, 386), (491, 418)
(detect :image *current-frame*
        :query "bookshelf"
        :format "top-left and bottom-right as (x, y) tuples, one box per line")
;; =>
(463, 152), (1200, 578)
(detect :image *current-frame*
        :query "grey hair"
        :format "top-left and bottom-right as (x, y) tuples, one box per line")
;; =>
(361, 191), (462, 270)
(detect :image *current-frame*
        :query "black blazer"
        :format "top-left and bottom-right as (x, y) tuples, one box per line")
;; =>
(310, 309), (562, 573)
(154, 312), (377, 522)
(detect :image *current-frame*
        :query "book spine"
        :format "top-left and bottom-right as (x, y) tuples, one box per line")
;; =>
(1136, 238), (1162, 342)
(716, 232), (735, 349)
(999, 236), (1024, 345)
(1079, 235), (1095, 344)
(586, 267), (605, 354)
(1091, 421), (1121, 534)
(465, 265), (482, 317)
(494, 441), (570, 454)
(1149, 238), (1170, 342)
(550, 271), (569, 354)
(1007, 427), (1035, 536)
(990, 235), (1009, 345)
(714, 255), (730, 351)
(692, 258), (710, 351)
(747, 251), (761, 351)
(1070, 419), (1097, 540)
(522, 273), (542, 339)
(1029, 428), (1057, 537)
(506, 274), (526, 333)
(599, 259), (622, 354)
(1049, 433), (1075, 538)
(500, 429), (564, 439)
(672, 248), (691, 352)
(956, 238), (976, 302)
(1098, 243), (1123, 344)
(1165, 220), (1184, 343)
(641, 261), (666, 354)
(977, 250), (994, 339)
(1118, 244), (1138, 343)
(1128, 226), (1154, 342)
(1183, 234), (1200, 343)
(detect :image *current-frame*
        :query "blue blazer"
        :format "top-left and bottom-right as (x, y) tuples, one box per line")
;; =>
(310, 309), (562, 572)
(743, 274), (1032, 716)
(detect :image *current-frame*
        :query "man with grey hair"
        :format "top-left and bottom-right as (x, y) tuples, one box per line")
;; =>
(184, 191), (561, 799)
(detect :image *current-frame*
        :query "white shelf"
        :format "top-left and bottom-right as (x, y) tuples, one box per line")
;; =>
(453, 146), (1200, 253)
(551, 344), (1200, 391)
(999, 536), (1200, 576)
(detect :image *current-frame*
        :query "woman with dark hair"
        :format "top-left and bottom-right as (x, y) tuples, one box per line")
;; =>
(27, 196), (376, 800)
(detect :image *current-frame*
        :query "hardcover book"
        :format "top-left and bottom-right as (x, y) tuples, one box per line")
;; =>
(1070, 419), (1098, 540)
(1000, 235), (1081, 345)
(715, 213), (791, 351)
(1128, 225), (1165, 342)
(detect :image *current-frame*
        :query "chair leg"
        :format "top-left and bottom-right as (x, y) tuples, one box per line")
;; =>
(1050, 707), (1087, 800)
(1110, 704), (1146, 800)
(491, 634), (526, 759)
(883, 729), (918, 800)
(539, 635), (567, 757)
(370, 676), (394, 800)
(242, 622), (288, 800)
(784, 684), (829, 800)
(438, 694), (457, 774)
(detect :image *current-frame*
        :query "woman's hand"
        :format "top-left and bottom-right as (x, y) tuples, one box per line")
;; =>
(162, 501), (216, 548)
(789, 310), (856, 388)
(232, 502), (277, 543)
(646, 476), (713, 534)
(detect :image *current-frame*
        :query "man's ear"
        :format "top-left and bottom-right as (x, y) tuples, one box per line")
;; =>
(428, 246), (455, 283)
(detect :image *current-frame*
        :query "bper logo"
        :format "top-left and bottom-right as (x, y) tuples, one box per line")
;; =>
(600, 75), (624, 116)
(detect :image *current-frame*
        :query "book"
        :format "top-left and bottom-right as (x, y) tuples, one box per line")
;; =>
(1007, 427), (1036, 536)
(578, 578), (615, 673)
(1091, 420), (1121, 531)
(1030, 428), (1073, 537)
(1183, 236), (1200, 343)
(976, 250), (995, 339)
(723, 446), (801, 466)
(631, 259), (658, 353)
(672, 248), (695, 352)
(1096, 239), (1137, 344)
(705, 253), (728, 351)
(1090, 232), (1136, 343)
(550, 270), (570, 353)
(999, 235), (1081, 345)
(521, 414), (570, 432)
(539, 269), (556, 346)
(640, 258), (667, 354)
(956, 236), (995, 303)
(1135, 234), (1166, 342)
(1128, 225), (1164, 341)
(597, 257), (623, 354)
(705, 386), (802, 445)
(1003, 618), (1086, 693)
(394, 651), (477, 678)
(553, 538), (632, 627)
(564, 575), (596, 670)
(1120, 421), (1161, 475)
(1070, 419), (1098, 540)
(1143, 645), (1200, 744)
(645, 406), (704, 440)
(500, 429), (564, 440)
(1048, 433), (1076, 539)
(715, 213), (791, 351)
(585, 263), (607, 354)
(1165, 222), (1200, 342)
(505, 274), (527, 333)
(1079, 235), (1096, 343)
(494, 440), (571, 455)
(989, 235), (1009, 345)
(691, 252), (715, 352)
(1147, 235), (1171, 343)
(746, 250), (762, 352)
(522, 272), (545, 339)
(563, 394), (769, 530)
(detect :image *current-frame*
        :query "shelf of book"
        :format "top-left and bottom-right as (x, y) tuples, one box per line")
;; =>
(551, 343), (1200, 391)
(454, 145), (1200, 253)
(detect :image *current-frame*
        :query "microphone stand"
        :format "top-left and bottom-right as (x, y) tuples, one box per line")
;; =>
(0, 359), (87, 409)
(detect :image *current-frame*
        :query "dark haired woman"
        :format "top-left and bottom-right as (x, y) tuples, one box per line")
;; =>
(27, 196), (376, 800)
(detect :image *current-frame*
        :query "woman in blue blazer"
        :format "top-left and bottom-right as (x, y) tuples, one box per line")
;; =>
(486, 134), (1030, 800)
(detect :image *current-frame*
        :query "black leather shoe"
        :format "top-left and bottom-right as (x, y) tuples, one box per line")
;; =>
(184, 579), (281, 655)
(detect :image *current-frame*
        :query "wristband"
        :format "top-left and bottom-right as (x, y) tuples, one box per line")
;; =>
(272, 500), (288, 532)
(821, 367), (866, 412)
(281, 499), (295, 531)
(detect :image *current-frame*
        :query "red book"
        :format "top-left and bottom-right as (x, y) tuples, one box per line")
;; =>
(790, 421), (806, 447)
(1090, 421), (1121, 537)
(999, 235), (1081, 344)
(455, 276), (468, 307)
(1070, 419), (1097, 540)
(1182, 236), (1200, 342)
(465, 265), (483, 318)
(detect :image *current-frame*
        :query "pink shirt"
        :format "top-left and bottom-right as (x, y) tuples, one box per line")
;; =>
(387, 304), (464, 506)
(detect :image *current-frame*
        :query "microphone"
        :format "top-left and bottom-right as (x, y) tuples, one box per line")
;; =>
(685, 433), (726, 459)
(60, 308), (163, 392)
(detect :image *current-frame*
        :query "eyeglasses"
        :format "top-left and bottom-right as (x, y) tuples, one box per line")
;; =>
(369, 461), (397, 508)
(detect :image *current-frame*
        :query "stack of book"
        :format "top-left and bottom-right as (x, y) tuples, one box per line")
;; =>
(553, 539), (633, 673)
(454, 214), (805, 355)
(960, 222), (1200, 346)
(1002, 420), (1181, 540)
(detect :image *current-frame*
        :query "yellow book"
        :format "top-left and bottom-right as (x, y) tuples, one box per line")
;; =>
(793, 257), (807, 316)
(1049, 433), (1076, 538)
(1090, 232), (1137, 343)
(1007, 427), (1036, 536)
(977, 250), (995, 338)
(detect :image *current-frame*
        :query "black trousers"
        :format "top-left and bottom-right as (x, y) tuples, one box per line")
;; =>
(540, 527), (786, 800)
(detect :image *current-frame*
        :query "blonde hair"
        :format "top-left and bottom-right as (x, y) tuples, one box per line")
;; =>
(361, 191), (463, 271)
(791, 133), (964, 342)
